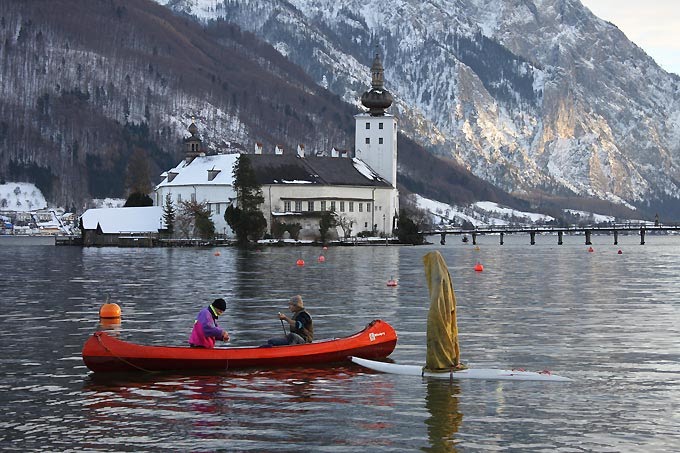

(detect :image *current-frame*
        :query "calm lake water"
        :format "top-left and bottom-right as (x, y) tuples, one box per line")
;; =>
(0, 233), (678, 451)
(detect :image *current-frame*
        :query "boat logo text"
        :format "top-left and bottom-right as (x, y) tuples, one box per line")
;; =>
(369, 332), (386, 342)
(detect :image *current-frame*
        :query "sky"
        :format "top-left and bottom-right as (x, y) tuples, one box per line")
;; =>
(580, 0), (680, 75)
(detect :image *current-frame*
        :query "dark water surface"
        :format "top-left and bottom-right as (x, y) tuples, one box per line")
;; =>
(1, 234), (678, 451)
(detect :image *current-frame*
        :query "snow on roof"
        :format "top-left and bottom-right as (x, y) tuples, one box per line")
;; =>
(80, 206), (164, 234)
(156, 154), (240, 188)
(351, 158), (378, 180)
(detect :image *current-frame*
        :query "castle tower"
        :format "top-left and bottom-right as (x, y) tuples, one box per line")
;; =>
(355, 52), (397, 188)
(184, 118), (203, 163)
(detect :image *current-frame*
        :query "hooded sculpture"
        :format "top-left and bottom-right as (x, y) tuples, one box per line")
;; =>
(423, 251), (463, 372)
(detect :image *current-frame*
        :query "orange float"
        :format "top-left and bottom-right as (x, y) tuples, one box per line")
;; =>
(473, 262), (484, 272)
(99, 302), (121, 319)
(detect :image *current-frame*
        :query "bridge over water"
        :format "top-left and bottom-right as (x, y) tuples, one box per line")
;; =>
(423, 224), (680, 245)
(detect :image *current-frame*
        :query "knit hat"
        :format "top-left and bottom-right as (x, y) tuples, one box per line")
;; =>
(289, 295), (303, 308)
(211, 298), (227, 311)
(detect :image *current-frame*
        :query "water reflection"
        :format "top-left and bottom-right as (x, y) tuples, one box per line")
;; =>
(424, 381), (463, 452)
(2, 237), (680, 450)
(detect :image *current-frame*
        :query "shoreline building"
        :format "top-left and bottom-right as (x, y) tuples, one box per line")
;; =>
(154, 52), (399, 240)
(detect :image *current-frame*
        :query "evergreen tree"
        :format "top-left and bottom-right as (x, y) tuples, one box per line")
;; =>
(162, 193), (175, 237)
(319, 211), (337, 243)
(124, 192), (153, 207)
(226, 154), (267, 245)
(396, 210), (425, 245)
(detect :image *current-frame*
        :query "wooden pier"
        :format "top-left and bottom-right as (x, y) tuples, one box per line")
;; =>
(426, 224), (680, 246)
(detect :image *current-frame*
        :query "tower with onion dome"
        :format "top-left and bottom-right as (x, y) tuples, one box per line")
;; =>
(355, 50), (399, 231)
(355, 51), (397, 188)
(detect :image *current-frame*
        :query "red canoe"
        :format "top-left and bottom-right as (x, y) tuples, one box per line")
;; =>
(82, 319), (397, 373)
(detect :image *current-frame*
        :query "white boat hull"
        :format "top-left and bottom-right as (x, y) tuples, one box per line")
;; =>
(351, 356), (571, 382)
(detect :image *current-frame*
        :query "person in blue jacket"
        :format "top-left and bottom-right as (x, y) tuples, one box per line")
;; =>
(189, 298), (230, 348)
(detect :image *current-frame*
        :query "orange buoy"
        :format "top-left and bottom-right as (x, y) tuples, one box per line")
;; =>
(617, 250), (623, 254)
(318, 255), (326, 263)
(99, 317), (121, 328)
(474, 262), (484, 272)
(214, 251), (221, 256)
(99, 302), (121, 319)
(588, 247), (594, 252)
(296, 259), (305, 266)
(386, 279), (398, 287)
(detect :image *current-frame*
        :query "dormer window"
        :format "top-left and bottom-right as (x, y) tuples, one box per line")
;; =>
(207, 168), (221, 181)
(167, 171), (178, 183)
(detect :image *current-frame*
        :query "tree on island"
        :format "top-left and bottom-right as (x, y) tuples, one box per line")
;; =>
(396, 209), (425, 245)
(225, 154), (267, 245)
(124, 192), (153, 207)
(162, 193), (175, 237)
(180, 200), (215, 240)
(319, 211), (338, 243)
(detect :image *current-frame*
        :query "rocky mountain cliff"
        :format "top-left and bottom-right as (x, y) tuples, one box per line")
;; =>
(158, 0), (680, 219)
(0, 0), (519, 213)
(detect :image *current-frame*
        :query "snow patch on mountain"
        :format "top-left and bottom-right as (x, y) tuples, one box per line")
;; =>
(0, 183), (48, 212)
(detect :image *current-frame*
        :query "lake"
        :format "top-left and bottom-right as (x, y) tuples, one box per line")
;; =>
(0, 233), (678, 451)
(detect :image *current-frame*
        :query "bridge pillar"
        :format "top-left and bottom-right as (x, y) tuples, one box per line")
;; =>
(585, 230), (592, 245)
(640, 228), (645, 245)
(530, 231), (536, 245)
(558, 231), (563, 245)
(440, 232), (446, 245)
(613, 230), (618, 245)
(500, 232), (504, 245)
(472, 233), (477, 245)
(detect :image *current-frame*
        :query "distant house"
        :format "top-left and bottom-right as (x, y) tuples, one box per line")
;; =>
(79, 206), (164, 246)
(154, 122), (238, 237)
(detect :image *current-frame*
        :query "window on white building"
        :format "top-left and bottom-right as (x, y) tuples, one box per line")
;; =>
(358, 203), (363, 212)
(367, 203), (371, 211)
(349, 202), (354, 212)
(379, 138), (383, 144)
(308, 201), (314, 211)
(191, 193), (196, 202)
(320, 200), (327, 211)
(366, 122), (370, 129)
(295, 201), (302, 212)
(284, 201), (291, 212)
(177, 194), (182, 203)
(379, 122), (383, 129)
(216, 203), (221, 214)
(365, 137), (370, 144)
(340, 201), (345, 212)
(330, 201), (336, 211)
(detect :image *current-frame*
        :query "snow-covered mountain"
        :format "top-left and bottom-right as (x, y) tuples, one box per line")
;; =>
(157, 0), (680, 216)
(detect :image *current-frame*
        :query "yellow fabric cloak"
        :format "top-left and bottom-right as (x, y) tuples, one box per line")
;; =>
(423, 251), (462, 372)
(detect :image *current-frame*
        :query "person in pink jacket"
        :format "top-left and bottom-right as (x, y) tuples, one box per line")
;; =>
(188, 298), (230, 348)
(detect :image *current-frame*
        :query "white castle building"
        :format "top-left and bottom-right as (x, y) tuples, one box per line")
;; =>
(154, 52), (399, 239)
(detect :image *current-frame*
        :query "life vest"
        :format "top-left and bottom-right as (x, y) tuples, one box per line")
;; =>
(291, 310), (313, 343)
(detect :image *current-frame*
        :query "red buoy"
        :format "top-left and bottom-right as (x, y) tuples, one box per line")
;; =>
(474, 262), (484, 272)
(296, 259), (305, 266)
(214, 251), (221, 256)
(318, 255), (326, 263)
(386, 279), (398, 287)
(588, 247), (594, 252)
(323, 246), (328, 250)
(617, 250), (623, 254)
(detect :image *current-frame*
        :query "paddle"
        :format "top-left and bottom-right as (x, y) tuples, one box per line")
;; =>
(280, 318), (287, 336)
